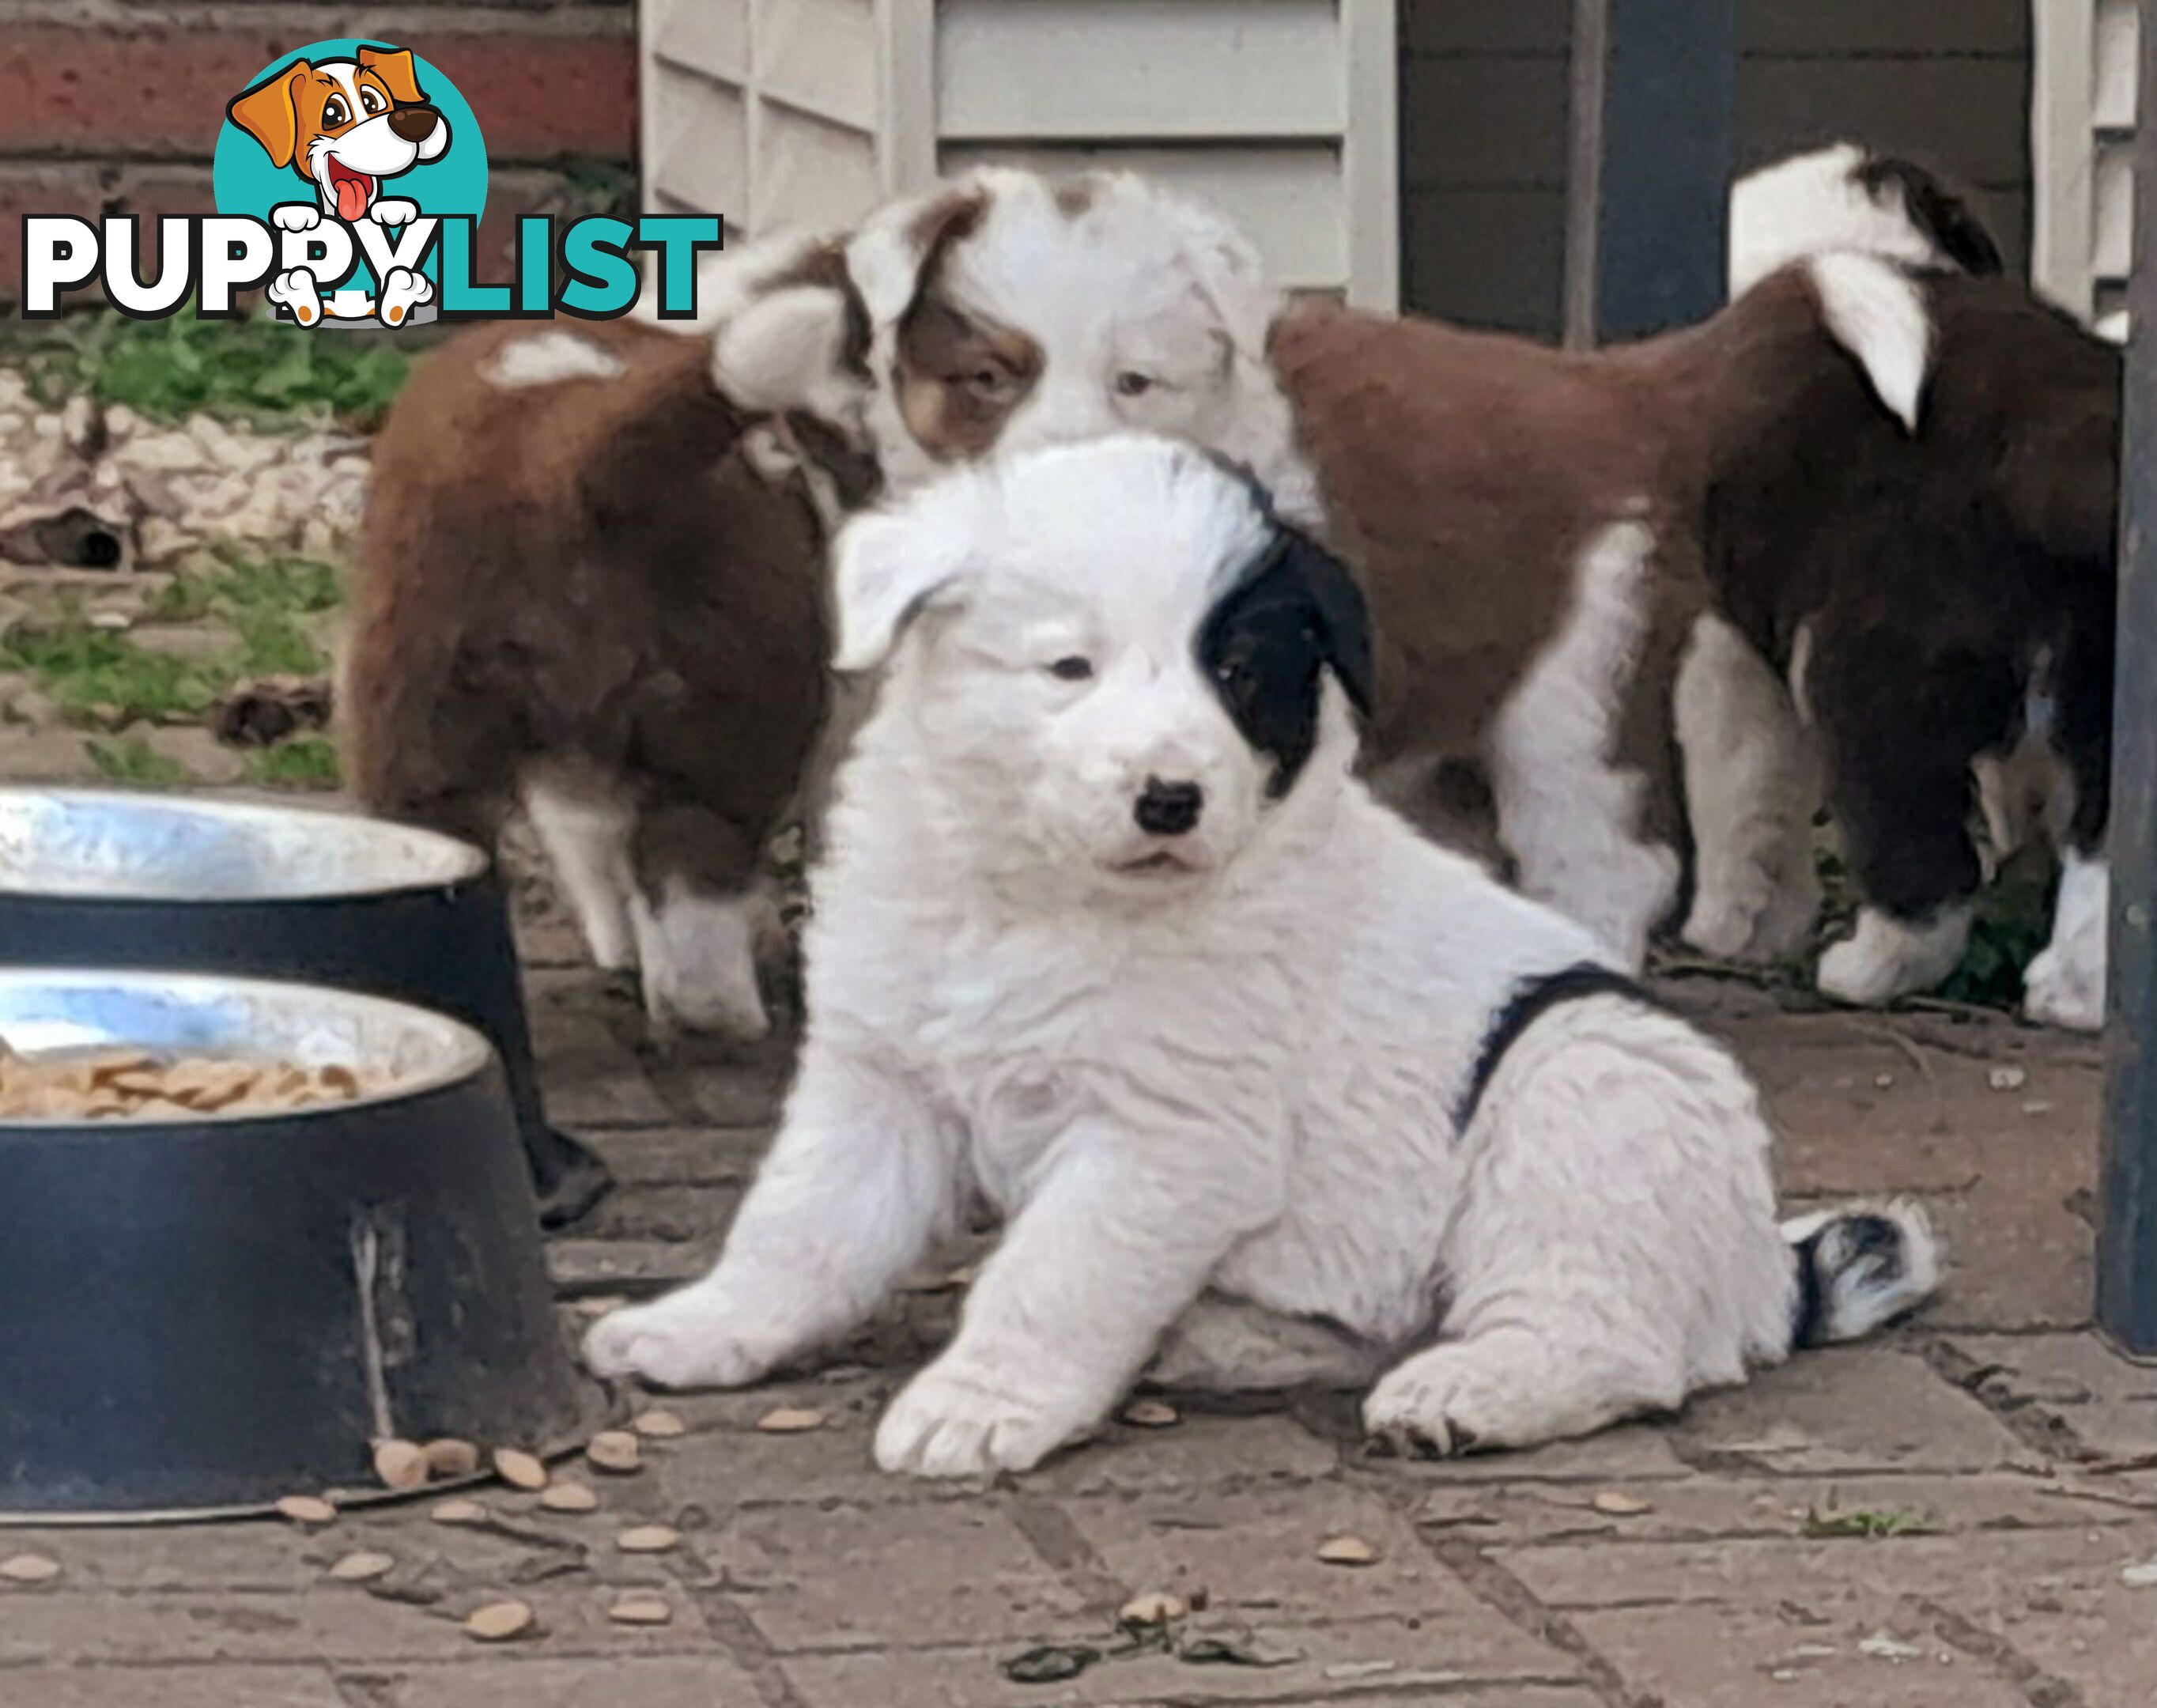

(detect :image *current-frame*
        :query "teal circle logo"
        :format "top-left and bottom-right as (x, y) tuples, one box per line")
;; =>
(213, 40), (485, 327)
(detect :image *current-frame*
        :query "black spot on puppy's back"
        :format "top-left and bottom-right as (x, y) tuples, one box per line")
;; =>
(1197, 527), (1373, 797)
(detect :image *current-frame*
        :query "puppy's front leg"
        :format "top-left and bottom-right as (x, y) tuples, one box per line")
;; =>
(584, 1041), (958, 1389)
(875, 1123), (1274, 1478)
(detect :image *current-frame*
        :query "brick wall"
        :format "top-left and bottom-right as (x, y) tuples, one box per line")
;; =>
(0, 0), (638, 305)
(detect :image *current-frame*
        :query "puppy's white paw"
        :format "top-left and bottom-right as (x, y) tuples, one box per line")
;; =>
(874, 1363), (1077, 1479)
(580, 1290), (780, 1390)
(378, 266), (434, 327)
(372, 198), (418, 227)
(264, 268), (323, 327)
(1362, 1355), (1485, 1458)
(272, 203), (322, 232)
(1680, 894), (1763, 962)
(2023, 945), (2105, 1033)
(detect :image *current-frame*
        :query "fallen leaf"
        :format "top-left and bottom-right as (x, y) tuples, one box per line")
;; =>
(1179, 1636), (1298, 1668)
(616, 1525), (681, 1554)
(755, 1407), (825, 1434)
(328, 1551), (395, 1583)
(275, 1494), (338, 1526)
(0, 1555), (61, 1584)
(608, 1593), (673, 1626)
(465, 1600), (536, 1642)
(1592, 1491), (1653, 1516)
(540, 1481), (600, 1513)
(430, 1498), (488, 1525)
(1121, 1400), (1180, 1428)
(1001, 1644), (1102, 1684)
(493, 1448), (550, 1491)
(1316, 1534), (1380, 1566)
(633, 1408), (688, 1440)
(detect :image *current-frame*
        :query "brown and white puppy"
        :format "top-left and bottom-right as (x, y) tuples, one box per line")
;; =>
(344, 232), (877, 1040)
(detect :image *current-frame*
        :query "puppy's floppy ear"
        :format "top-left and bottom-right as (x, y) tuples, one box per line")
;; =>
(1281, 530), (1374, 715)
(356, 45), (426, 105)
(714, 282), (870, 428)
(845, 183), (988, 329)
(829, 491), (977, 674)
(227, 61), (309, 169)
(1165, 195), (1281, 364)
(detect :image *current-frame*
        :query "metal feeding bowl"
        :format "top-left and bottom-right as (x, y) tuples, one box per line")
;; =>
(0, 789), (610, 1226)
(0, 970), (587, 1518)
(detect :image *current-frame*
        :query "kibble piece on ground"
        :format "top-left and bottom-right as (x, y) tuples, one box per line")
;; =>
(493, 1448), (549, 1491)
(587, 1430), (641, 1473)
(422, 1438), (482, 1479)
(616, 1525), (681, 1554)
(0, 1555), (61, 1584)
(431, 1498), (487, 1525)
(465, 1600), (535, 1642)
(275, 1494), (338, 1526)
(608, 1593), (673, 1626)
(633, 1408), (687, 1439)
(328, 1551), (395, 1582)
(1592, 1491), (1653, 1516)
(539, 1481), (600, 1513)
(1118, 1591), (1188, 1627)
(372, 1438), (430, 1491)
(754, 1407), (824, 1434)
(1121, 1400), (1180, 1428)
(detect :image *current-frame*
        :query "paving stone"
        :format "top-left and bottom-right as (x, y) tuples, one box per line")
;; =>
(1570, 1601), (2028, 1707)
(576, 1126), (766, 1189)
(780, 1618), (1591, 1708)
(0, 1665), (349, 1707)
(704, 1501), (1095, 1653)
(1027, 1410), (1339, 1497)
(374, 1653), (761, 1708)
(546, 1236), (723, 1294)
(0, 1523), (327, 1592)
(1943, 1332), (2157, 1405)
(1670, 1345), (2025, 1473)
(1366, 1418), (1694, 1486)
(1063, 1485), (1559, 1673)
(1416, 1470), (2148, 1550)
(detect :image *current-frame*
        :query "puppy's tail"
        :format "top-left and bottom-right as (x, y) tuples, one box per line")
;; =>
(1782, 1198), (1941, 1349)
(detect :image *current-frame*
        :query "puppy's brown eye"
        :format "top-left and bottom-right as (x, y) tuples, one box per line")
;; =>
(323, 96), (349, 128)
(1114, 371), (1157, 399)
(361, 87), (385, 115)
(961, 367), (1008, 397)
(1048, 656), (1094, 682)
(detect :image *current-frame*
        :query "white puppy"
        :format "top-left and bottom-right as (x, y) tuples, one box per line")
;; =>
(585, 436), (1941, 1476)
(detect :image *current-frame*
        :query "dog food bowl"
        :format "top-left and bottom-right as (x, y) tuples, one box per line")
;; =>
(0, 789), (610, 1227)
(0, 969), (588, 1519)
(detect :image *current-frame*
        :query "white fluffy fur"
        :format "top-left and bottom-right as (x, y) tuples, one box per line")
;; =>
(1489, 516), (1681, 969)
(1805, 252), (1932, 432)
(1817, 904), (1974, 1007)
(1675, 614), (1823, 962)
(2024, 851), (2109, 1032)
(1728, 143), (1953, 298)
(584, 438), (1940, 1476)
(482, 331), (628, 391)
(521, 775), (637, 971)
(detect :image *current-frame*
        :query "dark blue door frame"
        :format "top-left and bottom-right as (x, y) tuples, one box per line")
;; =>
(1562, 0), (1738, 346)
(2098, 0), (2157, 1358)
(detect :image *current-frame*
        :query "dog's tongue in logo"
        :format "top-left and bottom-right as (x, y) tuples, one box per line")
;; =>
(327, 160), (373, 222)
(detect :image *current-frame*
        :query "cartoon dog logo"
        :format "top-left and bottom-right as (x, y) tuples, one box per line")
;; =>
(225, 46), (449, 327)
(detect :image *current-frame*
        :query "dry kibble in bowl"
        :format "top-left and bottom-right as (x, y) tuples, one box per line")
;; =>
(0, 1044), (394, 1122)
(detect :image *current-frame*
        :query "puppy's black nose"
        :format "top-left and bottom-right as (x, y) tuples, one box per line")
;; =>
(387, 104), (440, 143)
(1134, 778), (1204, 837)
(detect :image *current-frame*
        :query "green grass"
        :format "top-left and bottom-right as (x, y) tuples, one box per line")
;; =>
(0, 609), (221, 727)
(85, 735), (189, 788)
(1, 307), (410, 429)
(244, 735), (341, 792)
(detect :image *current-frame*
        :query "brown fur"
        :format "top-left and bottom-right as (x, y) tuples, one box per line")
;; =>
(344, 318), (829, 898)
(891, 193), (1045, 461)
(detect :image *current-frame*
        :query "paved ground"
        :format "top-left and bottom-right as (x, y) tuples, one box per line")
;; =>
(0, 886), (2151, 1708)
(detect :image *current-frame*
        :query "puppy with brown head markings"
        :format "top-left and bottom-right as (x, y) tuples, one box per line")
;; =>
(343, 232), (877, 1043)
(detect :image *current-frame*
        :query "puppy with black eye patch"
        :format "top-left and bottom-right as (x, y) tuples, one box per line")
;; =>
(586, 435), (1940, 1479)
